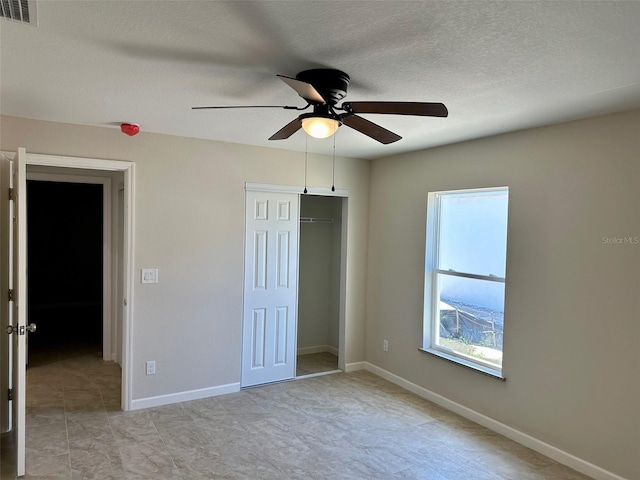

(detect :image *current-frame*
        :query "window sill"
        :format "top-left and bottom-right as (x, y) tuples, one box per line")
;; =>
(418, 347), (506, 381)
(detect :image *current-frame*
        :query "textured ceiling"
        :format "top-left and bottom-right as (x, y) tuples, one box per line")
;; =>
(1, 1), (639, 159)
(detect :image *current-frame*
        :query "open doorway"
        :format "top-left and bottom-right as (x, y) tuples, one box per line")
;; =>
(22, 170), (125, 474)
(25, 170), (126, 388)
(27, 180), (104, 365)
(296, 195), (344, 378)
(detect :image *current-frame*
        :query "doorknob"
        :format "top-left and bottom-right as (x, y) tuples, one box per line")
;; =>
(18, 324), (36, 335)
(6, 324), (37, 335)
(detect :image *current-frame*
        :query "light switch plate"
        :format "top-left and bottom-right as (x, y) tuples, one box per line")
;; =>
(141, 268), (158, 284)
(146, 361), (155, 375)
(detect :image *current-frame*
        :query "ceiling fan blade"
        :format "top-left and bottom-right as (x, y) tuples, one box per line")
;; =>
(268, 118), (302, 140)
(192, 105), (304, 110)
(343, 101), (448, 117)
(341, 115), (402, 144)
(277, 75), (326, 104)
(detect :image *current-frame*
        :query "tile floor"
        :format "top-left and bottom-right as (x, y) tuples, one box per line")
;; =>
(24, 350), (594, 480)
(296, 352), (339, 377)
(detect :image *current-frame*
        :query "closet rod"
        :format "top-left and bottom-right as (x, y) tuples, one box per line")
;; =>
(300, 217), (334, 224)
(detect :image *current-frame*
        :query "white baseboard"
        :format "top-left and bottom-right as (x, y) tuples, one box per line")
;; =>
(297, 345), (339, 356)
(344, 361), (366, 372)
(363, 362), (627, 480)
(130, 382), (240, 411)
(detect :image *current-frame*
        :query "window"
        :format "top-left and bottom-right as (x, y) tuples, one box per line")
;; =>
(423, 187), (509, 377)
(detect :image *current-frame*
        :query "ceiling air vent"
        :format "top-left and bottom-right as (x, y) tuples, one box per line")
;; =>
(0, 0), (37, 26)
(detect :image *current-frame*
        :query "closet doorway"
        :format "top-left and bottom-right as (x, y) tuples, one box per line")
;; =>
(241, 184), (347, 388)
(296, 195), (343, 377)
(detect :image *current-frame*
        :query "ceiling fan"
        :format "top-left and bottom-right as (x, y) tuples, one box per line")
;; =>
(192, 69), (448, 144)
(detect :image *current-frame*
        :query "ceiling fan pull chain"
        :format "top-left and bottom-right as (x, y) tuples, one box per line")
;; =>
(331, 133), (336, 192)
(304, 135), (308, 194)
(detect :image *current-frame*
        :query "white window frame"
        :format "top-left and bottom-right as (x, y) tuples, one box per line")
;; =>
(422, 186), (508, 379)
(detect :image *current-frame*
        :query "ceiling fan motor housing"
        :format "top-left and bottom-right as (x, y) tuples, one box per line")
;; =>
(296, 69), (350, 105)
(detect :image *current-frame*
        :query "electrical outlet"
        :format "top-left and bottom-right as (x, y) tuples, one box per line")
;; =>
(146, 361), (156, 375)
(383, 339), (389, 352)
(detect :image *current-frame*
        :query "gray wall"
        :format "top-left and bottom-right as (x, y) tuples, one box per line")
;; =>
(0, 115), (370, 402)
(365, 109), (640, 480)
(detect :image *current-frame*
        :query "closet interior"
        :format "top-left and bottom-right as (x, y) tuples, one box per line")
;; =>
(296, 194), (343, 377)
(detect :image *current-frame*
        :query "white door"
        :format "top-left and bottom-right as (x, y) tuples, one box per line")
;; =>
(242, 190), (299, 387)
(6, 148), (28, 476)
(1, 154), (11, 437)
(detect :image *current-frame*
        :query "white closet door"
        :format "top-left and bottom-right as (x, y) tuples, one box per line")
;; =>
(242, 190), (299, 387)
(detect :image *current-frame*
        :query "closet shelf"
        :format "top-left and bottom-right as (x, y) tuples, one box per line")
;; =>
(300, 217), (334, 224)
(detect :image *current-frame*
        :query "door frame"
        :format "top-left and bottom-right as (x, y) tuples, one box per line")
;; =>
(26, 172), (114, 362)
(243, 183), (349, 379)
(2, 151), (136, 411)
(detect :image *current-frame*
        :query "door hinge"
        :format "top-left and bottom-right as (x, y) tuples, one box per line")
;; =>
(7, 389), (12, 401)
(8, 188), (14, 201)
(8, 289), (14, 302)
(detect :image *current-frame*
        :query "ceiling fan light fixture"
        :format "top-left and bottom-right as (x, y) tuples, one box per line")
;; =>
(301, 116), (340, 139)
